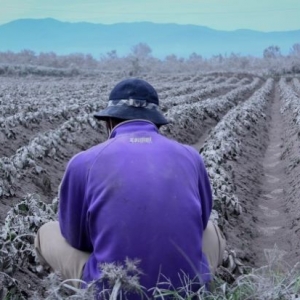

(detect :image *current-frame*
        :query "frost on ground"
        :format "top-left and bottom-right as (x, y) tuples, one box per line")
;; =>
(1, 72), (300, 299)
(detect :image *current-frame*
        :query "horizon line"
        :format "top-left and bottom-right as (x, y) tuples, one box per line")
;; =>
(1, 17), (300, 33)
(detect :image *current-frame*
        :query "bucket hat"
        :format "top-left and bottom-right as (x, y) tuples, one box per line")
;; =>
(94, 78), (169, 126)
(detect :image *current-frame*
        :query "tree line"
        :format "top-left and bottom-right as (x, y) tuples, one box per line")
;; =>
(0, 43), (299, 76)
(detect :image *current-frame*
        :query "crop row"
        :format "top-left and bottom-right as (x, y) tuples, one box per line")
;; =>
(0, 100), (107, 141)
(201, 78), (273, 217)
(157, 74), (229, 98)
(161, 77), (262, 144)
(198, 78), (273, 273)
(279, 78), (300, 127)
(156, 74), (248, 97)
(0, 79), (109, 117)
(0, 74), (239, 119)
(278, 77), (300, 258)
(160, 77), (254, 110)
(145, 73), (202, 94)
(0, 113), (105, 197)
(278, 76), (300, 193)
(292, 77), (300, 95)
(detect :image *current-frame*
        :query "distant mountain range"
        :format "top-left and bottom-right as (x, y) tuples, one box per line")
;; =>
(0, 18), (299, 58)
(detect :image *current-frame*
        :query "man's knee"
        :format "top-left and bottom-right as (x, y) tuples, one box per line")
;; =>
(35, 221), (60, 267)
(35, 221), (90, 286)
(203, 221), (226, 274)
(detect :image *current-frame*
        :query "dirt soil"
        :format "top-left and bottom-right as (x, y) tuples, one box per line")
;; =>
(251, 84), (291, 266)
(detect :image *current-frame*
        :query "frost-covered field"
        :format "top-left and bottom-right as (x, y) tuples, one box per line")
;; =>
(1, 72), (300, 299)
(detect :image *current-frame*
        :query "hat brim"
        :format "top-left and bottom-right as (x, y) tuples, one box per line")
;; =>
(94, 106), (169, 126)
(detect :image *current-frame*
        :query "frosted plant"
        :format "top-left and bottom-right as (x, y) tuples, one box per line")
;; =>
(0, 194), (58, 298)
(279, 77), (300, 125)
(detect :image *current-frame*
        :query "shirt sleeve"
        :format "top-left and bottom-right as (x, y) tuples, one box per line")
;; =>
(58, 153), (93, 252)
(198, 155), (213, 230)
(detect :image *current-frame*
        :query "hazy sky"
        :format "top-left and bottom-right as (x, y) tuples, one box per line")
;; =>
(1, 0), (300, 31)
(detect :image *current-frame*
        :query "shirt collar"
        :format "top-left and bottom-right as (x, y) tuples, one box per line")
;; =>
(109, 120), (159, 139)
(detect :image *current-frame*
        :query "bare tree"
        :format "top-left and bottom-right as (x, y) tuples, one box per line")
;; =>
(131, 43), (152, 59)
(263, 45), (281, 59)
(290, 44), (300, 56)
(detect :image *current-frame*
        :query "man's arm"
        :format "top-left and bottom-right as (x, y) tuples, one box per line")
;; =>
(58, 153), (93, 252)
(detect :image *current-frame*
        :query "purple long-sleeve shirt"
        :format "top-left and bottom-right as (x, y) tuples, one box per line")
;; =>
(59, 120), (213, 297)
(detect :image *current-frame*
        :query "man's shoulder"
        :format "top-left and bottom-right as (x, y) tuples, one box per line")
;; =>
(67, 140), (114, 169)
(162, 136), (203, 159)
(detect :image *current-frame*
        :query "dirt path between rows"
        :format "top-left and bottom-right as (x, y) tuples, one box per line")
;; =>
(189, 81), (294, 269)
(192, 83), (295, 267)
(251, 83), (291, 267)
(191, 127), (212, 152)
